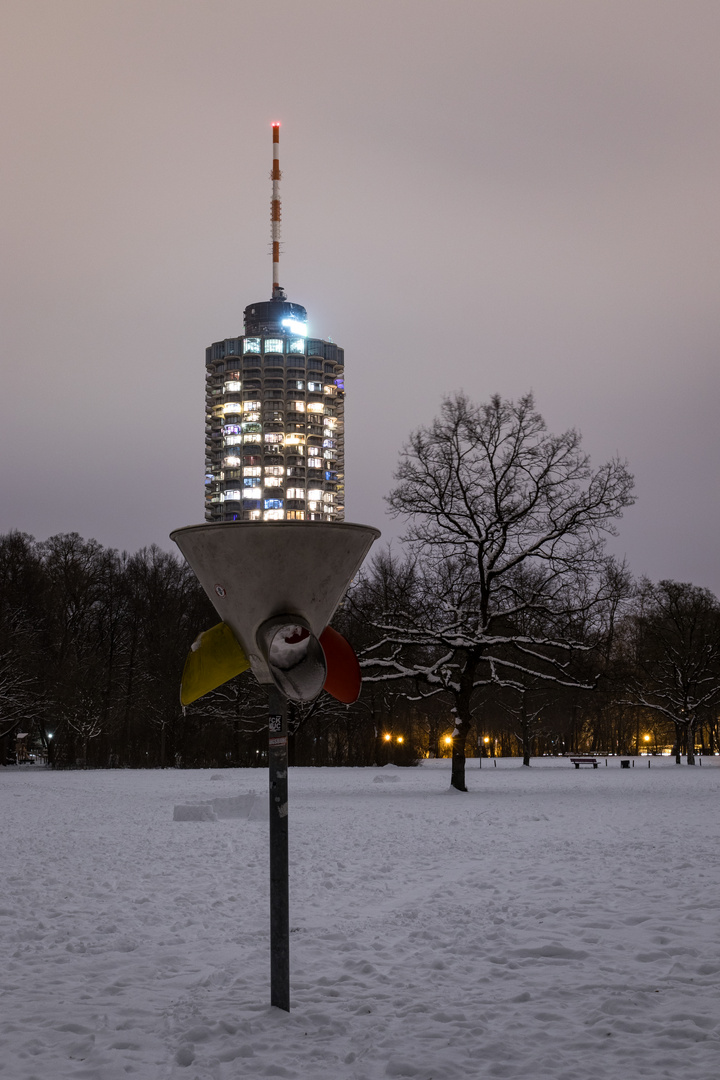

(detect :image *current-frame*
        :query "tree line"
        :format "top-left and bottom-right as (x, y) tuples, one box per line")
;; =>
(2, 394), (719, 781)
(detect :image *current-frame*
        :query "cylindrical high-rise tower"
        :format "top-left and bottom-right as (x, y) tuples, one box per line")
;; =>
(204, 124), (345, 524)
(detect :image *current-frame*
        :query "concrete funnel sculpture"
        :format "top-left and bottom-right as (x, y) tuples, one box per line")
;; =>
(170, 519), (380, 1011)
(171, 521), (379, 695)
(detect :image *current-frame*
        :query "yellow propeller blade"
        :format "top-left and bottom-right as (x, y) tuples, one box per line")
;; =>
(180, 621), (250, 706)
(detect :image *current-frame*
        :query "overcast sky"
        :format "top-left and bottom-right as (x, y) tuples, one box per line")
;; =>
(1, 0), (719, 592)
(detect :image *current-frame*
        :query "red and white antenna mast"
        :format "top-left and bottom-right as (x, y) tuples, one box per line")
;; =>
(271, 122), (284, 300)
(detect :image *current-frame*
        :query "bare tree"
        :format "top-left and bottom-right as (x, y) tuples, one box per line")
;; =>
(183, 673), (267, 765)
(360, 393), (635, 790)
(624, 579), (720, 764)
(0, 560), (49, 765)
(65, 689), (107, 767)
(0, 662), (37, 765)
(498, 686), (550, 767)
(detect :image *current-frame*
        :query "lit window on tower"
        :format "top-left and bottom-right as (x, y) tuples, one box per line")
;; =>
(281, 318), (307, 337)
(244, 338), (260, 353)
(265, 339), (283, 354)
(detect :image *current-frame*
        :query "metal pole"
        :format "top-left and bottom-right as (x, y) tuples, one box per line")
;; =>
(268, 685), (289, 1011)
(271, 122), (283, 299)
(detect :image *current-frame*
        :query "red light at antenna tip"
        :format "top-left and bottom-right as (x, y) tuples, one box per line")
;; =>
(271, 121), (281, 127)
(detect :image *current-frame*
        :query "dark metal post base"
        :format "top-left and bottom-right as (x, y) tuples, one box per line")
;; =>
(268, 685), (289, 1011)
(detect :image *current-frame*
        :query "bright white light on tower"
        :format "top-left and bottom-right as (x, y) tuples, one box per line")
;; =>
(282, 319), (307, 337)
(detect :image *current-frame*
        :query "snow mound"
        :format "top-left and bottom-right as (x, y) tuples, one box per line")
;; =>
(173, 803), (217, 822)
(210, 794), (257, 818)
(373, 774), (399, 783)
(173, 792), (268, 822)
(247, 797), (269, 821)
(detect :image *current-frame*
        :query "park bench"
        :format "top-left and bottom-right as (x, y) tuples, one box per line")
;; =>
(570, 757), (599, 769)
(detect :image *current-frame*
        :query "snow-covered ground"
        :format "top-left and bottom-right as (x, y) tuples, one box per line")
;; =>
(1, 759), (719, 1080)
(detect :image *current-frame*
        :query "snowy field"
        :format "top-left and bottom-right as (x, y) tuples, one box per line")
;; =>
(1, 759), (719, 1080)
